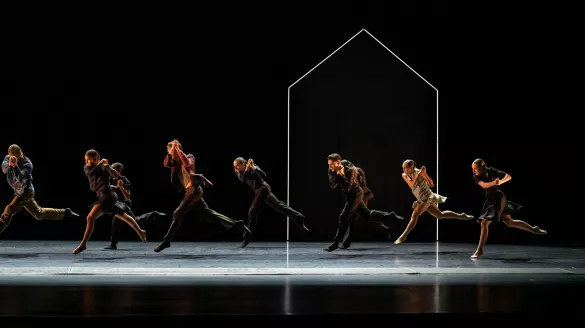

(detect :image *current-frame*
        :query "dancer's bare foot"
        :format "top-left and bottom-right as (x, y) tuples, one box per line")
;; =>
(471, 249), (483, 258)
(139, 229), (147, 242)
(72, 244), (87, 255)
(462, 213), (474, 220)
(394, 236), (406, 244)
(534, 226), (547, 235)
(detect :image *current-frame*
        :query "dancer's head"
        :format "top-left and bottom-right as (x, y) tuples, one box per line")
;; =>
(111, 162), (124, 174)
(85, 149), (100, 167)
(402, 159), (416, 175)
(327, 153), (342, 171)
(7, 144), (23, 160)
(233, 157), (247, 173)
(471, 158), (486, 176)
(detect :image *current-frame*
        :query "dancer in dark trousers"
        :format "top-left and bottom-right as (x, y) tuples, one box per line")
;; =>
(104, 162), (166, 250)
(73, 149), (146, 254)
(325, 153), (402, 252)
(339, 159), (395, 249)
(470, 158), (546, 258)
(155, 140), (249, 253)
(233, 157), (309, 248)
(1, 144), (80, 236)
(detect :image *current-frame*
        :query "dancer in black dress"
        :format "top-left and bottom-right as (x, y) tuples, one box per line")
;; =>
(73, 150), (146, 254)
(471, 158), (547, 258)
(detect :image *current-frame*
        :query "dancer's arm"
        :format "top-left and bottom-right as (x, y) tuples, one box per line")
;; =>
(477, 168), (510, 188)
(329, 170), (340, 189)
(493, 167), (511, 185)
(253, 166), (267, 180)
(478, 180), (498, 188)
(498, 174), (512, 185)
(402, 169), (422, 188)
(12, 161), (33, 181)
(1, 155), (10, 174)
(402, 173), (415, 188)
(117, 178), (131, 200)
(163, 154), (173, 168)
(102, 161), (119, 179)
(420, 166), (434, 188)
(175, 150), (194, 170)
(357, 167), (367, 188)
(166, 141), (194, 170)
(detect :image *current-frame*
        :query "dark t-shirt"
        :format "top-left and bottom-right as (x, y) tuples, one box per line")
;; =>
(236, 165), (268, 191)
(473, 166), (507, 196)
(84, 164), (112, 195)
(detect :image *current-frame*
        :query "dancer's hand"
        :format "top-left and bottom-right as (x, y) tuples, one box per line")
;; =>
(421, 166), (426, 173)
(99, 158), (109, 166)
(117, 179), (124, 187)
(8, 156), (17, 167)
(337, 166), (344, 175)
(494, 178), (500, 185)
(246, 159), (255, 170)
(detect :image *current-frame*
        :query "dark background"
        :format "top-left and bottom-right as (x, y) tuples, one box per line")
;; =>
(289, 31), (437, 242)
(1, 6), (581, 246)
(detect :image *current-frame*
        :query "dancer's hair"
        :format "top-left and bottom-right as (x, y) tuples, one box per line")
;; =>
(234, 157), (246, 164)
(341, 159), (353, 167)
(111, 162), (124, 173)
(8, 144), (22, 156)
(402, 159), (416, 169)
(327, 153), (341, 161)
(85, 149), (100, 160)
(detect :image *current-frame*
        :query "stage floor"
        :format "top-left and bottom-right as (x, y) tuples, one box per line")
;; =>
(1, 240), (584, 275)
(1, 241), (584, 320)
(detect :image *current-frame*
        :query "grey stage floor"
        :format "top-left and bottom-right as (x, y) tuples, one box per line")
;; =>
(1, 241), (584, 320)
(0, 240), (584, 275)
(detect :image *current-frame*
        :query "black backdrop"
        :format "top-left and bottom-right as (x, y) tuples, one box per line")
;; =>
(289, 31), (437, 242)
(1, 9), (581, 246)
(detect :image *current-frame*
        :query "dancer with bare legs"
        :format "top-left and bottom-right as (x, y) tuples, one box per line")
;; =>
(394, 159), (473, 244)
(470, 158), (546, 258)
(73, 149), (146, 254)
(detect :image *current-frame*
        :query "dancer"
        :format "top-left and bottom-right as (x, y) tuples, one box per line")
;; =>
(104, 162), (166, 250)
(73, 149), (146, 254)
(1, 144), (80, 236)
(233, 157), (309, 248)
(470, 158), (546, 258)
(325, 153), (402, 252)
(155, 140), (248, 253)
(394, 159), (474, 244)
(339, 159), (393, 249)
